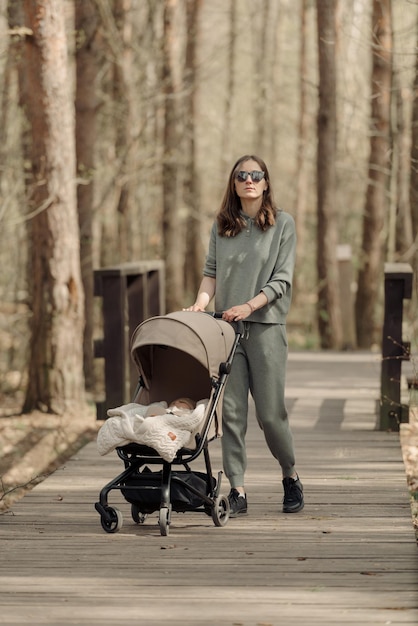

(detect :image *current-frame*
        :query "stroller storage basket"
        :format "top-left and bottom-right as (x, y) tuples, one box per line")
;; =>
(121, 468), (216, 513)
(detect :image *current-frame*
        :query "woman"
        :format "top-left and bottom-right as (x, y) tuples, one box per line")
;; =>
(186, 155), (303, 517)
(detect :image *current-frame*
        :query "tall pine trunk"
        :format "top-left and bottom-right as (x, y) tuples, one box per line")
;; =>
(183, 0), (204, 298)
(316, 0), (343, 349)
(22, 0), (85, 413)
(409, 14), (418, 276)
(355, 0), (392, 348)
(75, 0), (101, 391)
(294, 0), (310, 302)
(162, 0), (183, 312)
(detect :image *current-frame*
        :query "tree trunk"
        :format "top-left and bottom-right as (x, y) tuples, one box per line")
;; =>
(409, 14), (418, 269)
(293, 0), (310, 302)
(75, 0), (101, 391)
(162, 0), (183, 313)
(392, 80), (413, 260)
(183, 0), (204, 299)
(355, 0), (392, 349)
(112, 0), (138, 262)
(253, 0), (269, 155)
(316, 0), (343, 349)
(21, 0), (85, 414)
(220, 0), (237, 173)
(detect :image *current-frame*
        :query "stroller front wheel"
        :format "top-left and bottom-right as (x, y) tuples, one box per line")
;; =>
(100, 506), (123, 533)
(211, 495), (230, 527)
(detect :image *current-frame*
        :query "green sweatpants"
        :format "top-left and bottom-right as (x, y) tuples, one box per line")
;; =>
(221, 322), (296, 488)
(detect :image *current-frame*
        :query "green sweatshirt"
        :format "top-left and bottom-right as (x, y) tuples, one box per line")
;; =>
(203, 209), (296, 324)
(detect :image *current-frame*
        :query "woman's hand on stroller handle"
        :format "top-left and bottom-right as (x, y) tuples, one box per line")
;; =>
(210, 312), (245, 337)
(181, 308), (245, 336)
(221, 304), (253, 323)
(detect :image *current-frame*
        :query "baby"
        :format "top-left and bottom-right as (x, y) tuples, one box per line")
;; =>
(169, 397), (196, 411)
(145, 397), (196, 418)
(99, 397), (207, 460)
(143, 397), (199, 443)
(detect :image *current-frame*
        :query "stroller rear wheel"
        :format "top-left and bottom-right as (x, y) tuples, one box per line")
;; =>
(100, 506), (123, 533)
(211, 495), (230, 527)
(131, 504), (147, 524)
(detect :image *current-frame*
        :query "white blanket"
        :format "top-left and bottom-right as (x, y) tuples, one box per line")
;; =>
(97, 403), (206, 462)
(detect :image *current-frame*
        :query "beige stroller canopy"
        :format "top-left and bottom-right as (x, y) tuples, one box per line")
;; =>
(130, 311), (237, 408)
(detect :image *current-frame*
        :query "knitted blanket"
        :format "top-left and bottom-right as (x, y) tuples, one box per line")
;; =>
(97, 402), (206, 462)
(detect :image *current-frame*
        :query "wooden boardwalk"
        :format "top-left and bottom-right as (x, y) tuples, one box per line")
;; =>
(1, 351), (417, 625)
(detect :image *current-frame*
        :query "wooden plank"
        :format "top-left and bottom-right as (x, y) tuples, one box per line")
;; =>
(0, 352), (417, 626)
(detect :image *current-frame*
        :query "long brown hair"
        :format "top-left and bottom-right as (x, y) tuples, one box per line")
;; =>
(217, 155), (277, 237)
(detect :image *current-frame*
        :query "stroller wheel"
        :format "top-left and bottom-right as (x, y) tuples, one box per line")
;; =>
(131, 504), (147, 524)
(158, 505), (171, 536)
(211, 495), (230, 527)
(100, 506), (123, 534)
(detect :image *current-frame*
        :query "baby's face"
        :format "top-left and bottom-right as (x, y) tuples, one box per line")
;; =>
(171, 399), (192, 410)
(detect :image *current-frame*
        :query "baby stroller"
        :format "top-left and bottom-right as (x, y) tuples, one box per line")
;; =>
(95, 311), (242, 536)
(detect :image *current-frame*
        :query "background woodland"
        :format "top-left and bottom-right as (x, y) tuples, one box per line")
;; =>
(0, 0), (417, 414)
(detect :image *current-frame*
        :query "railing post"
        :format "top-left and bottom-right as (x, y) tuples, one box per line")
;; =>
(379, 262), (413, 431)
(94, 261), (165, 419)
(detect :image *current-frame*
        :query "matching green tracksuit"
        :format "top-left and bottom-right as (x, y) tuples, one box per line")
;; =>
(203, 210), (297, 487)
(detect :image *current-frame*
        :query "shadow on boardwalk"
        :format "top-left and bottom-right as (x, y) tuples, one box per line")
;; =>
(1, 351), (417, 625)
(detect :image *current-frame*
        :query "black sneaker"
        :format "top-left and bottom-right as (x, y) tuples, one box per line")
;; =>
(228, 488), (248, 517)
(282, 476), (304, 513)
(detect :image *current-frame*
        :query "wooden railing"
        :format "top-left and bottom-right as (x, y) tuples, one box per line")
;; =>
(94, 261), (165, 419)
(379, 262), (413, 431)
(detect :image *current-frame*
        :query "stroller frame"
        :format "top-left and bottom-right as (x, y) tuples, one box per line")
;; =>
(95, 312), (242, 536)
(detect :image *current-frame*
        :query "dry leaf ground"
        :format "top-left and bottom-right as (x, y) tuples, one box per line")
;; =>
(0, 401), (100, 511)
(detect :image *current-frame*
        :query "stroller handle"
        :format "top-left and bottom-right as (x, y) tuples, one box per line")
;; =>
(209, 311), (244, 337)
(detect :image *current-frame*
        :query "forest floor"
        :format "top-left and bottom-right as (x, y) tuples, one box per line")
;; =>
(1, 396), (418, 541)
(0, 394), (100, 512)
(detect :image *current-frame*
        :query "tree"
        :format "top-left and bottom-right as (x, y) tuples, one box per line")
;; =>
(111, 0), (140, 262)
(21, 0), (85, 413)
(316, 0), (343, 349)
(252, 0), (270, 155)
(75, 0), (102, 391)
(183, 0), (204, 298)
(220, 0), (238, 174)
(162, 0), (183, 312)
(409, 11), (418, 271)
(294, 0), (311, 301)
(355, 0), (392, 349)
(392, 75), (413, 260)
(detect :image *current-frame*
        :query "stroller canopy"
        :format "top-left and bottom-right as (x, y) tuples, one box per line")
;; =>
(130, 311), (236, 383)
(130, 311), (238, 439)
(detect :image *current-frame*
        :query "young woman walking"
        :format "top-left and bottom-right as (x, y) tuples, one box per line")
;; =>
(186, 155), (303, 517)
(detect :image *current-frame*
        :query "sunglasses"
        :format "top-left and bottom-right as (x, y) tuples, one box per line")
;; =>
(235, 170), (265, 183)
